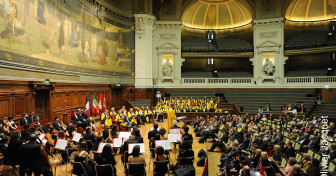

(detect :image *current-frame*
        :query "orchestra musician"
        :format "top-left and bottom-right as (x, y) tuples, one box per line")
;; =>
(145, 106), (153, 123)
(139, 106), (145, 125)
(156, 106), (164, 122)
(101, 110), (112, 127)
(110, 107), (116, 122)
(71, 110), (82, 127)
(128, 108), (137, 126)
(18, 133), (53, 176)
(53, 116), (62, 132)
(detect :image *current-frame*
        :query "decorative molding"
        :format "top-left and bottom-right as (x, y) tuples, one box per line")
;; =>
(157, 42), (179, 50)
(182, 52), (254, 58)
(260, 31), (278, 39)
(254, 18), (284, 28)
(134, 14), (156, 38)
(285, 46), (336, 56)
(160, 34), (176, 40)
(83, 0), (134, 25)
(155, 23), (182, 30)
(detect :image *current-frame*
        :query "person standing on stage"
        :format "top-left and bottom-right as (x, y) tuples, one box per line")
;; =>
(167, 104), (176, 130)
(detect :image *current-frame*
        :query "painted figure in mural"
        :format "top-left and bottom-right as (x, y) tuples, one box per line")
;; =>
(70, 23), (78, 47)
(0, 0), (11, 18)
(263, 58), (275, 76)
(1, 2), (25, 39)
(37, 0), (46, 25)
(58, 21), (65, 55)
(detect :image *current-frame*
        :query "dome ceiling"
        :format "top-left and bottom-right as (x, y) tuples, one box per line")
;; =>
(181, 0), (253, 29)
(285, 0), (336, 22)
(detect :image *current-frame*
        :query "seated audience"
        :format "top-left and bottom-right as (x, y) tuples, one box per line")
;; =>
(96, 144), (117, 176)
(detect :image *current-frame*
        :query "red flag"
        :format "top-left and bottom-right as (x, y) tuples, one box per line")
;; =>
(103, 93), (106, 112)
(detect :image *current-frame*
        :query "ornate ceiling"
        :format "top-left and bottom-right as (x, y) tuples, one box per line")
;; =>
(181, 0), (253, 29)
(285, 0), (336, 21)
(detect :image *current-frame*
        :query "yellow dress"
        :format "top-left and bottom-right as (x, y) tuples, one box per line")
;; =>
(167, 108), (176, 130)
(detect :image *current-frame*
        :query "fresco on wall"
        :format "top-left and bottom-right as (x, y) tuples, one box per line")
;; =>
(0, 0), (134, 76)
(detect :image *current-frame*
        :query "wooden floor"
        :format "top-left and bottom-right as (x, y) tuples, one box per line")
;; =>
(0, 118), (222, 176)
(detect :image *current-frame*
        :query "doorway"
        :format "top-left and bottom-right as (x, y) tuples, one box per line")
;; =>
(36, 89), (51, 121)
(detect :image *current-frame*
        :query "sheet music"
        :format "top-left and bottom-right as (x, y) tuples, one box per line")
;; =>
(168, 134), (182, 143)
(54, 139), (68, 150)
(155, 140), (171, 150)
(169, 128), (181, 134)
(42, 139), (48, 145)
(97, 143), (113, 153)
(118, 132), (131, 139)
(128, 143), (145, 154)
(72, 132), (82, 142)
(113, 138), (123, 147)
(39, 133), (45, 141)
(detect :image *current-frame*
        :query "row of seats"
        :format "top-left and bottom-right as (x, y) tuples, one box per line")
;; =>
(220, 90), (316, 114)
(259, 119), (336, 175)
(285, 69), (328, 77)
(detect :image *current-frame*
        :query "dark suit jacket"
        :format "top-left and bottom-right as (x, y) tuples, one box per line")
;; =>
(284, 146), (295, 158)
(182, 132), (193, 143)
(20, 117), (29, 126)
(28, 115), (34, 124)
(121, 139), (138, 153)
(298, 107), (306, 113)
(7, 139), (23, 163)
(148, 129), (159, 140)
(330, 150), (336, 160)
(71, 113), (81, 124)
(135, 136), (143, 143)
(83, 133), (96, 144)
(241, 138), (250, 149)
(18, 142), (47, 172)
(53, 121), (62, 132)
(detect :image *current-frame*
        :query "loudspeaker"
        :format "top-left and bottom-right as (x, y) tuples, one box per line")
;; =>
(130, 89), (134, 93)
(197, 156), (206, 166)
(240, 106), (244, 112)
(198, 149), (207, 158)
(165, 94), (171, 98)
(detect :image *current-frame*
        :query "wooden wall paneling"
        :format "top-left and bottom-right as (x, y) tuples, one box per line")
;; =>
(0, 97), (10, 117)
(14, 96), (25, 116)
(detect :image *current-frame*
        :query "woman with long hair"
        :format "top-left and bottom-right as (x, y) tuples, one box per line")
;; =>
(96, 144), (116, 176)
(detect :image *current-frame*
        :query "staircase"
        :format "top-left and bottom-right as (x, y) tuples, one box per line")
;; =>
(321, 98), (336, 118)
(131, 99), (152, 108)
(219, 90), (317, 114)
(310, 104), (325, 117)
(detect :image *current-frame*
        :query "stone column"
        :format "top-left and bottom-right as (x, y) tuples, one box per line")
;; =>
(250, 17), (288, 85)
(134, 14), (156, 88)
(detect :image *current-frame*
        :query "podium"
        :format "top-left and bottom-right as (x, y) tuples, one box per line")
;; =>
(62, 113), (68, 124)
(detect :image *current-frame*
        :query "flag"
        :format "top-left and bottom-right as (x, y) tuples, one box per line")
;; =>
(92, 94), (97, 115)
(103, 93), (106, 112)
(85, 95), (90, 117)
(98, 93), (102, 114)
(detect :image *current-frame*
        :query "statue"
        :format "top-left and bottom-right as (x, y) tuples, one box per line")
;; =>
(162, 59), (173, 77)
(263, 58), (275, 76)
